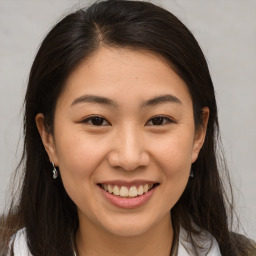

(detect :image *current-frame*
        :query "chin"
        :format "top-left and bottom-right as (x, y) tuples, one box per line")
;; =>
(99, 214), (158, 237)
(105, 223), (150, 237)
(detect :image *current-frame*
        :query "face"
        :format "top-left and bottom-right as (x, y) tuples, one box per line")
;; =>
(37, 47), (208, 237)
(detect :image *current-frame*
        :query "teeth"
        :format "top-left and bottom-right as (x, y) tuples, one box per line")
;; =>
(120, 186), (129, 197)
(113, 185), (120, 196)
(128, 186), (137, 197)
(137, 185), (144, 195)
(144, 184), (149, 193)
(101, 183), (155, 197)
(107, 185), (113, 193)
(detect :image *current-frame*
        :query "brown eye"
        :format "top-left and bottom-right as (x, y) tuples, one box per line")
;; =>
(91, 117), (105, 125)
(151, 117), (164, 125)
(146, 116), (173, 126)
(82, 116), (110, 126)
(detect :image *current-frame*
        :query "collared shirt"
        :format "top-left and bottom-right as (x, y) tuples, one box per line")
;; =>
(175, 226), (221, 256)
(10, 227), (222, 256)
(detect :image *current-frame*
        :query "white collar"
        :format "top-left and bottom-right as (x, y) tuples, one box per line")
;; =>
(10, 227), (222, 256)
(178, 226), (222, 256)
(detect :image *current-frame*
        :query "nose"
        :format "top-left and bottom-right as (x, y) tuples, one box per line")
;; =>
(107, 126), (150, 171)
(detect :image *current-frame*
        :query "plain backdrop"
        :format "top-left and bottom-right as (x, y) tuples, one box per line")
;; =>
(0, 0), (255, 240)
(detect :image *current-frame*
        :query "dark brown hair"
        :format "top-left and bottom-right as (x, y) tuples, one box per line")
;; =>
(0, 0), (250, 255)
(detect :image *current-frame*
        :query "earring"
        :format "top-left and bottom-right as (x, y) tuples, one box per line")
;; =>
(52, 161), (58, 179)
(189, 169), (194, 178)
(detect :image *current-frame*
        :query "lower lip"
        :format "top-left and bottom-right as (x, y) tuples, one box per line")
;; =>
(99, 186), (156, 209)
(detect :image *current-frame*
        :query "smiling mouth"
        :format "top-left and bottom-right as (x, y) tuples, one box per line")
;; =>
(98, 183), (159, 198)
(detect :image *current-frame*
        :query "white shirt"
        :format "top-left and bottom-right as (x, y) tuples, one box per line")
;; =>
(10, 227), (221, 255)
(177, 226), (222, 256)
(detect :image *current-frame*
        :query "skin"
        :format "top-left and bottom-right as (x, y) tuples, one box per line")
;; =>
(36, 47), (209, 256)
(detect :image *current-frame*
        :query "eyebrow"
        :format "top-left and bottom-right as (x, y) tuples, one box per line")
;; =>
(71, 94), (118, 108)
(141, 94), (182, 108)
(71, 94), (182, 108)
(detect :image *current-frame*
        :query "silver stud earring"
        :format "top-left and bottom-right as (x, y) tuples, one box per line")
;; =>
(52, 161), (58, 179)
(189, 169), (194, 178)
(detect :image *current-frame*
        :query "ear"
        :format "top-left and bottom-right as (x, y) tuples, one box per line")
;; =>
(35, 113), (59, 166)
(191, 107), (209, 163)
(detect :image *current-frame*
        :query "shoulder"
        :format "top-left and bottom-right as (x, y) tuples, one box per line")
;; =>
(247, 240), (256, 256)
(177, 227), (222, 256)
(247, 239), (256, 256)
(232, 233), (256, 256)
(8, 228), (32, 256)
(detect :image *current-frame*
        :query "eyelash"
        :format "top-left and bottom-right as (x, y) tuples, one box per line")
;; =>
(81, 115), (174, 127)
(146, 115), (174, 126)
(82, 116), (110, 126)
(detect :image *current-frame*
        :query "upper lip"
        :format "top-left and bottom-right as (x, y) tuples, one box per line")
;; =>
(98, 180), (159, 186)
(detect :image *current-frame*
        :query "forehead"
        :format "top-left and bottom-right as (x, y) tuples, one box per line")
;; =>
(58, 47), (192, 108)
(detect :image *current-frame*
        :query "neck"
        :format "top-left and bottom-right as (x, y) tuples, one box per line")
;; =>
(75, 213), (173, 256)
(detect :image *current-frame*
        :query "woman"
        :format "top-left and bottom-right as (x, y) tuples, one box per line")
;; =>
(0, 0), (255, 255)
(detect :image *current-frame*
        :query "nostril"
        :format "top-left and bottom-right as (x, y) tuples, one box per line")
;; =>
(107, 148), (150, 171)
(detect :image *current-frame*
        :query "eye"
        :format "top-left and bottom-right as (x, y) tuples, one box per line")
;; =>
(82, 116), (110, 126)
(146, 115), (173, 126)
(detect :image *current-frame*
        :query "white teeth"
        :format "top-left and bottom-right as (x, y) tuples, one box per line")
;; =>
(120, 186), (129, 197)
(107, 185), (113, 193)
(128, 186), (137, 197)
(137, 185), (144, 195)
(113, 185), (120, 196)
(101, 183), (155, 197)
(143, 184), (149, 193)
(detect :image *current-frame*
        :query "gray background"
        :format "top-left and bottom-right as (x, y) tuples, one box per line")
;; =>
(0, 0), (255, 240)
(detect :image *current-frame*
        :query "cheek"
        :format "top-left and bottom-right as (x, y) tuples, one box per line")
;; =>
(54, 132), (106, 209)
(53, 130), (108, 191)
(154, 132), (194, 175)
(151, 133), (194, 207)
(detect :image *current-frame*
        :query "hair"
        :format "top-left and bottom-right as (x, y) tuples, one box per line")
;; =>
(0, 0), (252, 255)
